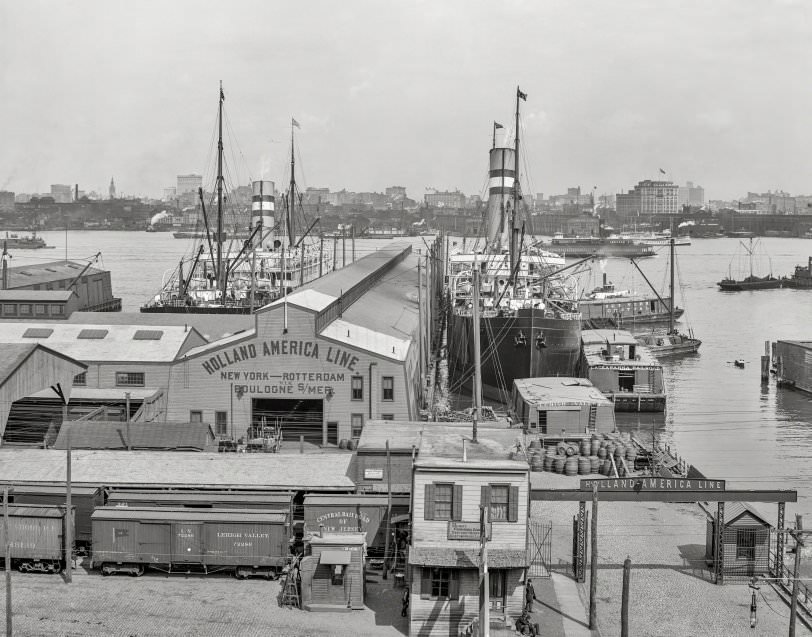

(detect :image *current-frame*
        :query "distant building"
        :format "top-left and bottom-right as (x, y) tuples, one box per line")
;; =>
(177, 174), (202, 195)
(678, 182), (705, 207)
(616, 180), (679, 217)
(50, 184), (73, 204)
(14, 193), (32, 204)
(108, 178), (116, 200)
(0, 191), (15, 212)
(424, 190), (466, 208)
(386, 186), (407, 199)
(742, 191), (796, 215)
(162, 187), (177, 202)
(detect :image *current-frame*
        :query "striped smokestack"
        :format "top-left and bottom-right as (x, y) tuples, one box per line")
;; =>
(485, 146), (516, 249)
(251, 180), (275, 248)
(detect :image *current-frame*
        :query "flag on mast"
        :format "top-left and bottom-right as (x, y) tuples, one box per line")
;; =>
(494, 121), (504, 129)
(517, 88), (527, 101)
(292, 118), (301, 129)
(659, 168), (666, 175)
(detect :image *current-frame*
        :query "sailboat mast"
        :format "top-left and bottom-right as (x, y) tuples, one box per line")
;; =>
(669, 237), (675, 333)
(216, 81), (225, 301)
(288, 120), (296, 249)
(510, 87), (521, 277)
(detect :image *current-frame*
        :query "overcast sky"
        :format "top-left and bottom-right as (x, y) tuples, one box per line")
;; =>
(1, 0), (810, 201)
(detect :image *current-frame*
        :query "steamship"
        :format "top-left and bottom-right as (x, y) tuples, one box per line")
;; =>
(141, 85), (332, 314)
(447, 88), (584, 402)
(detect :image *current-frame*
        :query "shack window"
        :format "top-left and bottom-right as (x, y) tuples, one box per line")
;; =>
(736, 529), (756, 561)
(215, 411), (228, 436)
(424, 483), (462, 521)
(351, 376), (363, 400)
(50, 304), (64, 316)
(18, 303), (32, 316)
(382, 376), (394, 401)
(73, 372), (87, 386)
(420, 567), (458, 601)
(115, 372), (145, 387)
(351, 414), (364, 439)
(2, 304), (16, 316)
(190, 410), (203, 423)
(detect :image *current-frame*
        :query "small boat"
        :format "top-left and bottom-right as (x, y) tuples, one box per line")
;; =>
(717, 238), (782, 291)
(783, 257), (812, 289)
(734, 359), (746, 369)
(1, 231), (51, 249)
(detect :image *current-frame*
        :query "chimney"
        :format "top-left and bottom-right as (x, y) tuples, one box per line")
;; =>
(75, 184), (79, 201)
(462, 438), (467, 462)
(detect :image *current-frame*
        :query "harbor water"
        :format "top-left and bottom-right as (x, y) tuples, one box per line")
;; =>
(8, 231), (812, 519)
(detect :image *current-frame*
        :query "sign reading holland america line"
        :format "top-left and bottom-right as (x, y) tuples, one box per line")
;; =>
(580, 477), (725, 492)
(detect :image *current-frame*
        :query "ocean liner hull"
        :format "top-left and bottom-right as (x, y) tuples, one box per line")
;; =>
(448, 308), (582, 401)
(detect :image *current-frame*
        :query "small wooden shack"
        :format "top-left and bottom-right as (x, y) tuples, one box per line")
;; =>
(774, 340), (812, 394)
(510, 377), (616, 434)
(705, 502), (772, 579)
(300, 532), (366, 611)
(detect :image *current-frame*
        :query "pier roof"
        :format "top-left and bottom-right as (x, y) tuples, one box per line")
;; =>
(67, 311), (253, 342)
(5, 260), (106, 288)
(0, 322), (205, 363)
(0, 448), (355, 491)
(0, 290), (75, 302)
(581, 328), (659, 367)
(513, 377), (613, 406)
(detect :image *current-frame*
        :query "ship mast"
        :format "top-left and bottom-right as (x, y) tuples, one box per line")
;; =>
(510, 86), (525, 281)
(288, 119), (296, 249)
(216, 81), (225, 304)
(669, 236), (675, 333)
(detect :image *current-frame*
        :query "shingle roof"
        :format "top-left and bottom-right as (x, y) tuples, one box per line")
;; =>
(409, 547), (527, 568)
(53, 420), (216, 452)
(724, 502), (773, 527)
(0, 448), (355, 491)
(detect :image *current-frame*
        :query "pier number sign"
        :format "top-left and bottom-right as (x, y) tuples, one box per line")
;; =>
(580, 477), (725, 492)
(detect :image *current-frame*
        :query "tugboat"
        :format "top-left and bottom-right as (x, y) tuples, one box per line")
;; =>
(447, 87), (585, 402)
(1, 231), (49, 249)
(783, 257), (812, 289)
(141, 84), (332, 314)
(717, 238), (782, 291)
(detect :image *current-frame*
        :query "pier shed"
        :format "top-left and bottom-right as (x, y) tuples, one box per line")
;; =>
(704, 502), (772, 579)
(510, 377), (615, 434)
(300, 532), (367, 611)
(580, 329), (665, 412)
(774, 340), (812, 394)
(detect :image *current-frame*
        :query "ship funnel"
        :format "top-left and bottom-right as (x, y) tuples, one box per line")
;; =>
(251, 180), (275, 248)
(486, 146), (516, 249)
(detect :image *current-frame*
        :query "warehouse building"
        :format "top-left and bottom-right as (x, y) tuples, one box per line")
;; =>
(163, 241), (440, 446)
(510, 377), (616, 434)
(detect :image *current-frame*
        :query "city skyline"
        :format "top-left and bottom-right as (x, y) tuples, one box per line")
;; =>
(2, 1), (811, 201)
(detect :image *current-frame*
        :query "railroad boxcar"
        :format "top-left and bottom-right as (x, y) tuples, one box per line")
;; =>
(302, 494), (410, 556)
(0, 505), (68, 573)
(4, 484), (102, 548)
(91, 506), (289, 578)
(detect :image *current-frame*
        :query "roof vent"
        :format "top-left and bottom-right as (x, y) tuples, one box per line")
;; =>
(23, 328), (53, 338)
(133, 330), (163, 341)
(78, 329), (108, 339)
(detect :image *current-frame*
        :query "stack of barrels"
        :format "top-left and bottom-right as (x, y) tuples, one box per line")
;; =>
(526, 432), (640, 477)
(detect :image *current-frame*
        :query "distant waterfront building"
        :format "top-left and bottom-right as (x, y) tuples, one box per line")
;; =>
(424, 189), (466, 208)
(616, 180), (679, 217)
(742, 191), (796, 215)
(0, 191), (15, 212)
(108, 178), (116, 200)
(14, 193), (31, 204)
(50, 184), (73, 204)
(678, 181), (705, 207)
(177, 174), (203, 208)
(385, 186), (407, 199)
(162, 187), (177, 202)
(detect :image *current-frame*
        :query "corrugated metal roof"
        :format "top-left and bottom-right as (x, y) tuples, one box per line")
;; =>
(66, 311), (254, 342)
(0, 449), (355, 490)
(357, 420), (510, 453)
(53, 420), (216, 452)
(409, 547), (527, 568)
(91, 506), (287, 523)
(0, 322), (204, 362)
(8, 505), (66, 518)
(183, 328), (256, 360)
(419, 427), (527, 462)
(513, 377), (613, 406)
(6, 260), (105, 289)
(0, 290), (75, 302)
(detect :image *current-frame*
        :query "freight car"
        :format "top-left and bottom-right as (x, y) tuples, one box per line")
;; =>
(3, 484), (102, 549)
(302, 494), (410, 556)
(91, 506), (289, 578)
(0, 505), (69, 573)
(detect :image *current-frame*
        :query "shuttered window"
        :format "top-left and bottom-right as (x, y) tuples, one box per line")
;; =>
(482, 484), (520, 523)
(424, 482), (463, 521)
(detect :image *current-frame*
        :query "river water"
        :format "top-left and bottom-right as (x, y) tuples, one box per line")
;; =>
(8, 231), (812, 518)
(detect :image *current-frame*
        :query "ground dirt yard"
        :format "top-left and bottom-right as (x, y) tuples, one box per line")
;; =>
(7, 561), (409, 637)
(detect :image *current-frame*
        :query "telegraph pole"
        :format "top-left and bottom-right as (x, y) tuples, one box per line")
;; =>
(589, 484), (598, 629)
(479, 504), (490, 637)
(4, 486), (12, 637)
(472, 267), (482, 443)
(789, 514), (804, 637)
(65, 430), (72, 584)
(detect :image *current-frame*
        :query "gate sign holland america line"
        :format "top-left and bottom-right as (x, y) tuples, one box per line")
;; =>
(580, 477), (725, 492)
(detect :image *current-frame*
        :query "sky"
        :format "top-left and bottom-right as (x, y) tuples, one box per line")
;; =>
(1, 0), (811, 201)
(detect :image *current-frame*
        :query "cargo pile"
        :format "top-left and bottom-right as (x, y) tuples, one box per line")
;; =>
(527, 433), (639, 477)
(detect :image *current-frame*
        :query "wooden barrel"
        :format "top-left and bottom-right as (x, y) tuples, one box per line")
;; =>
(557, 442), (569, 456)
(577, 456), (591, 475)
(531, 454), (544, 472)
(597, 447), (607, 459)
(544, 454), (556, 471)
(579, 440), (590, 456)
(601, 459), (613, 475)
(590, 440), (601, 456)
(529, 439), (542, 450)
(625, 446), (637, 461)
(566, 443), (579, 457)
(589, 455), (601, 473)
(347, 439), (357, 451)
(614, 444), (626, 459)
(554, 456), (567, 473)
(599, 440), (608, 448)
(338, 439), (348, 450)
(564, 457), (579, 476)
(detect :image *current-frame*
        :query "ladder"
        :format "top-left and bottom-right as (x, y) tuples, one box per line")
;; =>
(587, 404), (597, 430)
(281, 555), (301, 608)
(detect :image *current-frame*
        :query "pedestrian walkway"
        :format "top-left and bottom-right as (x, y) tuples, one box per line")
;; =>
(527, 574), (596, 637)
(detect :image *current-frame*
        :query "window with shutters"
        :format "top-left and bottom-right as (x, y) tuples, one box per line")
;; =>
(434, 483), (454, 520)
(489, 485), (510, 521)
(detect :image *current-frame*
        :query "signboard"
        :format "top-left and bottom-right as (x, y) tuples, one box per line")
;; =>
(580, 477), (725, 492)
(364, 469), (384, 481)
(447, 521), (491, 541)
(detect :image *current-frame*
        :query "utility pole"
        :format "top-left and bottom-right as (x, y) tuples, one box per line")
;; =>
(65, 431), (72, 584)
(621, 556), (631, 636)
(472, 267), (482, 443)
(4, 486), (12, 637)
(789, 514), (804, 637)
(479, 504), (490, 637)
(125, 391), (131, 451)
(589, 484), (598, 629)
(383, 440), (392, 580)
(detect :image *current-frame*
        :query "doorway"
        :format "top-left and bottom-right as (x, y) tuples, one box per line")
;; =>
(252, 398), (324, 445)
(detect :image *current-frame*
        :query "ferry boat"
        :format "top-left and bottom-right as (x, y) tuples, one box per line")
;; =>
(141, 84), (332, 314)
(447, 88), (584, 402)
(1, 231), (50, 249)
(617, 231), (691, 247)
(543, 235), (656, 259)
(783, 257), (812, 289)
(579, 273), (684, 327)
(717, 237), (782, 291)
